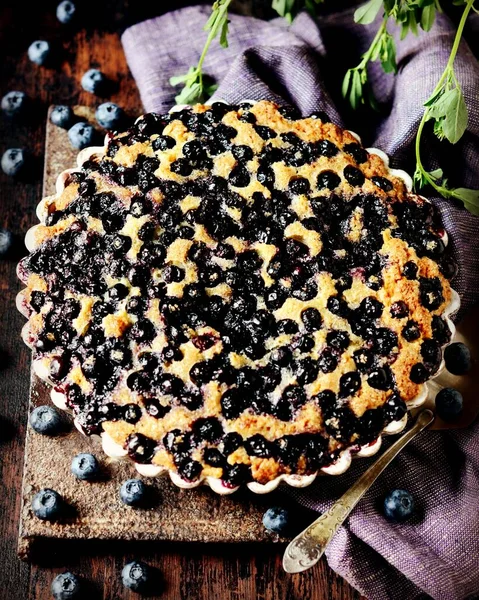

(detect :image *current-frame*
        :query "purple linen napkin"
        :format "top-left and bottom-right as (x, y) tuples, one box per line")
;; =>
(122, 7), (479, 600)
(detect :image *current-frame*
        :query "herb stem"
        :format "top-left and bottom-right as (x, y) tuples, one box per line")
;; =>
(359, 16), (389, 68)
(414, 0), (475, 195)
(197, 0), (233, 94)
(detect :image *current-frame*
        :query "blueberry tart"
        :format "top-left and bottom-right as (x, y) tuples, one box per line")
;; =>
(17, 101), (459, 494)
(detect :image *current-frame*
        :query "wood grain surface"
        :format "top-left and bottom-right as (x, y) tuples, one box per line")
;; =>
(0, 1), (363, 598)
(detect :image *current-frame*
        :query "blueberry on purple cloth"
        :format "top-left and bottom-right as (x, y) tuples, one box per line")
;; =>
(262, 506), (291, 534)
(50, 105), (74, 129)
(51, 572), (82, 600)
(29, 405), (62, 435)
(444, 342), (471, 376)
(435, 388), (463, 421)
(121, 561), (152, 592)
(383, 489), (414, 522)
(32, 488), (64, 520)
(28, 40), (51, 65)
(1, 90), (27, 117)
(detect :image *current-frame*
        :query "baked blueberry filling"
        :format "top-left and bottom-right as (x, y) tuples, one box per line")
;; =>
(19, 100), (453, 485)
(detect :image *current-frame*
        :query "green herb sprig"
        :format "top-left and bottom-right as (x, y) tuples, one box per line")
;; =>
(170, 0), (232, 104)
(342, 0), (441, 109)
(413, 0), (479, 214)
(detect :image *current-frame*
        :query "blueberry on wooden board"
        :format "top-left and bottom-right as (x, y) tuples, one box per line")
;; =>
(1, 148), (27, 176)
(56, 0), (76, 24)
(263, 506), (291, 534)
(71, 453), (100, 480)
(1, 90), (27, 117)
(50, 105), (74, 129)
(121, 561), (152, 592)
(0, 229), (13, 257)
(29, 405), (62, 435)
(81, 68), (107, 95)
(95, 102), (124, 130)
(68, 122), (96, 150)
(28, 40), (50, 65)
(120, 478), (147, 506)
(32, 488), (64, 520)
(444, 342), (471, 375)
(435, 388), (463, 420)
(51, 572), (82, 600)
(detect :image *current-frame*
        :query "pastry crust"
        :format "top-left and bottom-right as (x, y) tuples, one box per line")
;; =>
(18, 101), (455, 487)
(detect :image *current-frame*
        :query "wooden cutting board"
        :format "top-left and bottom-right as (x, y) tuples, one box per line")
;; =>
(18, 108), (293, 560)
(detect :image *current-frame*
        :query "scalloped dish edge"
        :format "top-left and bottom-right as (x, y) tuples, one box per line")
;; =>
(17, 101), (460, 496)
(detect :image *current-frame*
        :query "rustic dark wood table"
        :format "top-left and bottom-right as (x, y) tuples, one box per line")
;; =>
(0, 1), (367, 598)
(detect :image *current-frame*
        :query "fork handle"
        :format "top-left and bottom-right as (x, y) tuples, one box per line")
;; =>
(283, 409), (434, 574)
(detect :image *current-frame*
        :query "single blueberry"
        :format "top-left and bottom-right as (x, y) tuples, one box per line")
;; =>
(32, 488), (64, 520)
(121, 561), (152, 592)
(435, 388), (463, 421)
(1, 148), (27, 176)
(50, 105), (74, 129)
(71, 452), (100, 480)
(95, 102), (125, 130)
(28, 40), (51, 66)
(29, 405), (63, 435)
(120, 478), (148, 506)
(51, 572), (82, 600)
(0, 228), (13, 257)
(383, 489), (415, 522)
(81, 69), (107, 95)
(444, 342), (471, 376)
(68, 122), (96, 149)
(1, 91), (27, 117)
(56, 0), (76, 24)
(262, 506), (291, 535)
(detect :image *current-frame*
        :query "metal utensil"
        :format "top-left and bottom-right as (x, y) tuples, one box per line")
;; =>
(283, 409), (434, 574)
(283, 303), (479, 574)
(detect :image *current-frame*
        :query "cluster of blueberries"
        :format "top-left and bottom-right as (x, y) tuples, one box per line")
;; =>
(1, 0), (126, 181)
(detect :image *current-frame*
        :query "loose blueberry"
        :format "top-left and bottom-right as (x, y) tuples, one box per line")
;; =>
(29, 405), (63, 435)
(51, 572), (82, 600)
(120, 478), (147, 506)
(435, 387), (463, 420)
(68, 122), (96, 150)
(50, 105), (74, 129)
(81, 69), (107, 95)
(28, 40), (51, 65)
(121, 561), (152, 593)
(56, 0), (76, 24)
(1, 148), (27, 176)
(32, 488), (64, 520)
(403, 261), (418, 280)
(95, 102), (124, 130)
(262, 506), (290, 535)
(444, 342), (471, 375)
(383, 489), (415, 522)
(1, 91), (27, 117)
(71, 452), (100, 480)
(0, 229), (13, 257)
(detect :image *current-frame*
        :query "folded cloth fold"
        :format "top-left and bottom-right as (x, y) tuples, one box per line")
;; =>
(122, 7), (479, 599)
